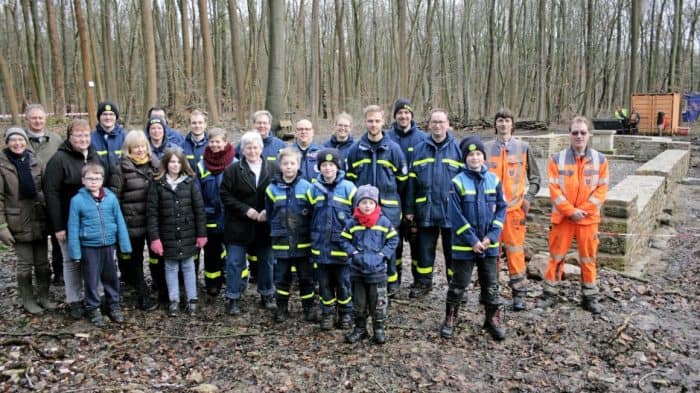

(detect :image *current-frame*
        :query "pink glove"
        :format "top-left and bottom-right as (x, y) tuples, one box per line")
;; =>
(150, 239), (163, 256)
(196, 237), (208, 249)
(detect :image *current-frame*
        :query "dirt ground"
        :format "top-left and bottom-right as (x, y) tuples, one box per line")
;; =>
(0, 129), (698, 392)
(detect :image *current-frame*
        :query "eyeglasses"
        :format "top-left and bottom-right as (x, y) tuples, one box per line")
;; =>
(571, 131), (588, 136)
(83, 177), (103, 182)
(336, 124), (350, 128)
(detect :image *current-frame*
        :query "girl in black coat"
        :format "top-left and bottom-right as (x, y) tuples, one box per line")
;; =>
(147, 149), (207, 317)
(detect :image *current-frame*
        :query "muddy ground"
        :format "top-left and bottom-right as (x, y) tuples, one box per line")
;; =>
(0, 129), (698, 392)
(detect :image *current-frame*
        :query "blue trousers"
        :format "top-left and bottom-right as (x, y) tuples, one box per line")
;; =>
(317, 264), (352, 315)
(81, 245), (120, 311)
(225, 244), (273, 299)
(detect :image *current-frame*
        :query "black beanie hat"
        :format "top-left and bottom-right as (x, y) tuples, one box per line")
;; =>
(393, 98), (414, 118)
(316, 148), (342, 170)
(147, 116), (167, 132)
(459, 135), (486, 158)
(97, 101), (120, 119)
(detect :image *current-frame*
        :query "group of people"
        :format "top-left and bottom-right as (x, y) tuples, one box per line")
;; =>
(1, 99), (608, 344)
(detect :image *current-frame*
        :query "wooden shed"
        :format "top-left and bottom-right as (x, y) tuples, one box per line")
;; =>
(630, 93), (682, 135)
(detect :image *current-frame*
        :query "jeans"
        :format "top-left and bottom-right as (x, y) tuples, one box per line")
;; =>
(225, 244), (273, 300)
(164, 257), (197, 302)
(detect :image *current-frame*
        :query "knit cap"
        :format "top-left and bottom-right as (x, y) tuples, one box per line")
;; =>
(5, 127), (28, 144)
(459, 135), (486, 158)
(393, 98), (414, 118)
(97, 101), (120, 119)
(316, 148), (342, 170)
(355, 184), (379, 206)
(147, 116), (167, 131)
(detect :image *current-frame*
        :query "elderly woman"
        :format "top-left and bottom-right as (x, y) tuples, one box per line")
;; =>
(109, 130), (161, 311)
(220, 131), (278, 315)
(43, 119), (101, 318)
(0, 127), (56, 314)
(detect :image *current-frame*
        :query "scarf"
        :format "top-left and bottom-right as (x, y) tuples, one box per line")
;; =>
(130, 155), (150, 166)
(4, 148), (37, 199)
(353, 205), (382, 228)
(92, 187), (106, 202)
(204, 143), (235, 173)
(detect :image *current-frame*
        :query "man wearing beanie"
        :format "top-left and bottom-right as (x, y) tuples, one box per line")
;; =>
(484, 107), (540, 311)
(404, 109), (463, 298)
(385, 98), (425, 290)
(146, 106), (186, 148)
(339, 184), (398, 344)
(346, 105), (407, 296)
(443, 134), (507, 341)
(91, 101), (125, 182)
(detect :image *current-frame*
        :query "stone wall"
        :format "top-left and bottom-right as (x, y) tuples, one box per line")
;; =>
(614, 135), (691, 161)
(525, 149), (690, 271)
(517, 134), (569, 159)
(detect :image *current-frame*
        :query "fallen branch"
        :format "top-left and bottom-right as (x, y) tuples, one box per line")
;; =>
(0, 331), (76, 338)
(0, 338), (63, 359)
(600, 268), (650, 283)
(638, 371), (663, 390)
(608, 314), (633, 343)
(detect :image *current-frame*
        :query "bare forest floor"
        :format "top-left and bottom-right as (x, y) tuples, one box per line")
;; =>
(0, 127), (698, 392)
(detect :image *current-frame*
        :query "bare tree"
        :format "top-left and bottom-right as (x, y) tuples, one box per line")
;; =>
(143, 0), (157, 110)
(228, 0), (246, 122)
(198, 0), (219, 123)
(74, 0), (97, 128)
(266, 0), (285, 133)
(0, 53), (20, 123)
(46, 0), (66, 119)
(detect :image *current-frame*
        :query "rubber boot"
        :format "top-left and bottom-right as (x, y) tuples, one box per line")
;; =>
(36, 269), (57, 310)
(582, 294), (603, 315)
(439, 302), (459, 339)
(275, 302), (288, 323)
(372, 320), (386, 345)
(17, 273), (43, 314)
(345, 318), (369, 343)
(484, 305), (506, 341)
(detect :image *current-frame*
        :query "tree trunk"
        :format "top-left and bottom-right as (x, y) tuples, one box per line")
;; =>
(310, 0), (321, 123)
(483, 1), (496, 115)
(395, 0), (407, 98)
(582, 0), (594, 115)
(198, 0), (219, 123)
(21, 0), (44, 104)
(629, 0), (641, 104)
(266, 0), (285, 133)
(46, 0), (66, 119)
(667, 0), (682, 90)
(180, 0), (192, 96)
(536, 0), (546, 121)
(143, 0), (157, 110)
(102, 0), (118, 101)
(84, 0), (104, 101)
(74, 0), (97, 128)
(334, 0), (348, 109)
(227, 0), (246, 122)
(0, 53), (20, 124)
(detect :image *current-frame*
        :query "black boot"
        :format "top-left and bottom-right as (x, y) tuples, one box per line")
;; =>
(345, 318), (369, 343)
(274, 302), (288, 323)
(536, 292), (558, 310)
(439, 302), (459, 339)
(227, 299), (241, 316)
(338, 313), (353, 329)
(320, 313), (334, 331)
(303, 304), (319, 322)
(186, 300), (198, 317)
(138, 295), (158, 312)
(408, 282), (432, 299)
(484, 305), (506, 341)
(261, 295), (277, 311)
(512, 290), (527, 312)
(582, 295), (603, 315)
(372, 320), (386, 345)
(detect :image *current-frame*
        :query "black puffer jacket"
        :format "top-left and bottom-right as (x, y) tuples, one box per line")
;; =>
(220, 159), (277, 246)
(43, 140), (100, 232)
(146, 175), (206, 260)
(109, 154), (160, 238)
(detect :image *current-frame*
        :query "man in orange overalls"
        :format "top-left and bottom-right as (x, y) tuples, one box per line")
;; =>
(539, 116), (609, 314)
(484, 108), (540, 311)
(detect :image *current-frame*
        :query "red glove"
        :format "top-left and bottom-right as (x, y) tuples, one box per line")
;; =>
(196, 237), (208, 249)
(150, 239), (163, 256)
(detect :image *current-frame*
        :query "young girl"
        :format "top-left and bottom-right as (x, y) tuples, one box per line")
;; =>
(147, 149), (207, 317)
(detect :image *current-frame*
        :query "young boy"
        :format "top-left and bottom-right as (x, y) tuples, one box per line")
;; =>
(265, 147), (317, 323)
(67, 163), (132, 327)
(339, 185), (398, 344)
(442, 136), (507, 340)
(308, 148), (357, 331)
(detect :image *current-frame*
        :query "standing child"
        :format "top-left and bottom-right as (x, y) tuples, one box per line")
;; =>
(147, 149), (207, 317)
(265, 147), (317, 323)
(339, 185), (398, 344)
(308, 148), (357, 330)
(67, 163), (131, 327)
(441, 136), (507, 340)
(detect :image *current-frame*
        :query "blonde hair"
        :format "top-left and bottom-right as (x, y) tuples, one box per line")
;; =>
(363, 105), (384, 118)
(569, 116), (592, 132)
(208, 127), (228, 141)
(123, 130), (152, 159)
(277, 147), (301, 164)
(335, 112), (353, 125)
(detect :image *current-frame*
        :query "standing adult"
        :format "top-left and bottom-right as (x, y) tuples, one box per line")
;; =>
(23, 104), (65, 284)
(484, 108), (540, 311)
(292, 119), (322, 181)
(385, 99), (425, 289)
(91, 101), (125, 182)
(322, 112), (355, 163)
(43, 119), (101, 318)
(108, 130), (160, 311)
(146, 116), (182, 159)
(245, 110), (287, 162)
(0, 127), (56, 314)
(220, 131), (277, 315)
(183, 109), (210, 171)
(538, 116), (608, 314)
(346, 105), (408, 296)
(146, 106), (186, 147)
(404, 109), (463, 297)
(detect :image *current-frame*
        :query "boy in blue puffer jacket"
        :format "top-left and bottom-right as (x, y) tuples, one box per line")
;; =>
(442, 136), (507, 341)
(67, 163), (131, 327)
(339, 185), (398, 345)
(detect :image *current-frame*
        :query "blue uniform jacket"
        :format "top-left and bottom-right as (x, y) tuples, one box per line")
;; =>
(385, 120), (426, 168)
(293, 142), (322, 181)
(405, 132), (464, 227)
(345, 133), (408, 227)
(144, 125), (185, 147)
(183, 132), (209, 171)
(91, 123), (126, 181)
(322, 135), (355, 167)
(339, 213), (399, 278)
(236, 135), (287, 162)
(308, 171), (357, 265)
(449, 165), (507, 260)
(195, 160), (237, 234)
(67, 187), (132, 260)
(265, 173), (313, 258)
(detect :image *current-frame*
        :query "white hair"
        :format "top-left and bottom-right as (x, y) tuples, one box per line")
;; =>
(240, 130), (263, 150)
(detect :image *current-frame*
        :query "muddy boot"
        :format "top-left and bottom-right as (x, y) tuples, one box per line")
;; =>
(303, 304), (319, 322)
(88, 308), (105, 327)
(261, 295), (277, 311)
(372, 320), (386, 345)
(227, 299), (241, 316)
(274, 302), (288, 323)
(68, 302), (84, 319)
(536, 292), (558, 310)
(320, 313), (334, 331)
(483, 305), (506, 341)
(338, 313), (353, 329)
(582, 295), (603, 315)
(408, 282), (432, 299)
(512, 290), (527, 312)
(36, 269), (57, 310)
(186, 300), (198, 317)
(168, 302), (179, 317)
(345, 318), (369, 343)
(108, 307), (125, 323)
(17, 273), (43, 314)
(439, 302), (459, 339)
(138, 295), (158, 312)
